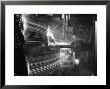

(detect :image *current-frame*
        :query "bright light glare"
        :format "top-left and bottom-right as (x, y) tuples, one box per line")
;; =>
(22, 15), (27, 39)
(47, 26), (70, 46)
(74, 59), (79, 65)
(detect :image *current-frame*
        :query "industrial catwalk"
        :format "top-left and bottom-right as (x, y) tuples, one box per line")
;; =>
(14, 14), (97, 76)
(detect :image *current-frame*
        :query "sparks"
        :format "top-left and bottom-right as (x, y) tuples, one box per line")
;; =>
(46, 26), (70, 46)
(47, 26), (56, 46)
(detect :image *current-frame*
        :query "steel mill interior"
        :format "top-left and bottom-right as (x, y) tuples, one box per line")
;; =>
(14, 14), (97, 76)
